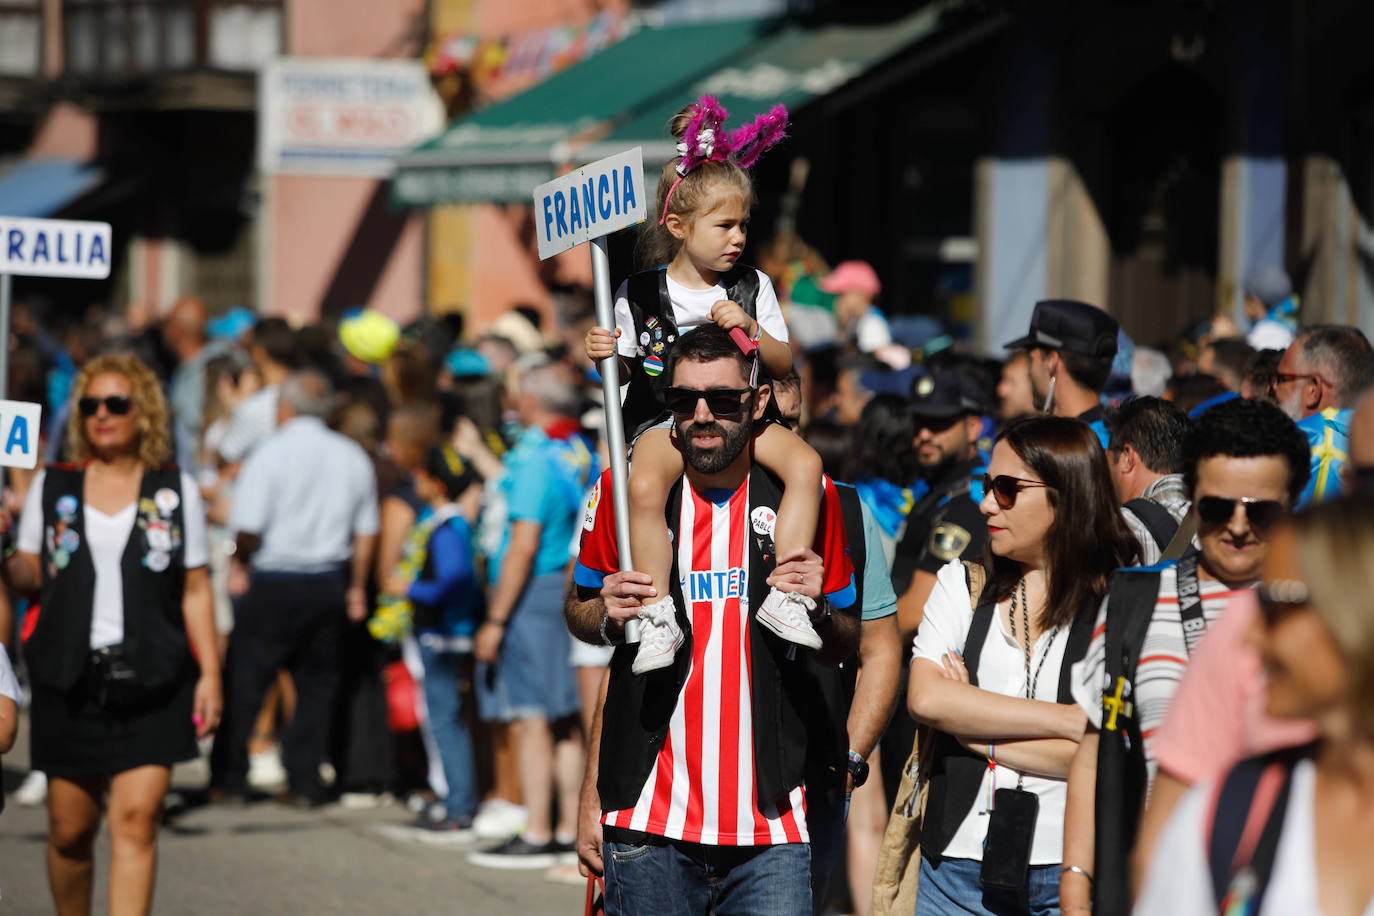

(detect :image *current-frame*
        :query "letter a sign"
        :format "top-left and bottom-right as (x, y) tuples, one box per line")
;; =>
(534, 148), (646, 260)
(0, 217), (113, 280)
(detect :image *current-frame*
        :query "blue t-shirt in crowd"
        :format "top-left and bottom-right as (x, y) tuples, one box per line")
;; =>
(492, 425), (598, 577)
(1297, 406), (1351, 508)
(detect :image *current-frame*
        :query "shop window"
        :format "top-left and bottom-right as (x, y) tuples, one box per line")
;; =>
(0, 0), (42, 76)
(63, 0), (281, 76)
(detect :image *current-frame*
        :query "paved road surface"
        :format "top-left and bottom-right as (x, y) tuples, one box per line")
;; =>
(0, 719), (586, 915)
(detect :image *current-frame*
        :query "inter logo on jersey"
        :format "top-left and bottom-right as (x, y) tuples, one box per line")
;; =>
(682, 567), (747, 603)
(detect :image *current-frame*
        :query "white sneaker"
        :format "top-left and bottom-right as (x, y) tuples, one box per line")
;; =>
(472, 798), (528, 840)
(13, 770), (46, 806)
(247, 747), (287, 790)
(756, 588), (822, 650)
(631, 596), (684, 675)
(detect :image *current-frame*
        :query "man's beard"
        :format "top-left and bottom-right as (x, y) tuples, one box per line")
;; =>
(918, 442), (960, 481)
(1277, 384), (1305, 422)
(679, 413), (754, 474)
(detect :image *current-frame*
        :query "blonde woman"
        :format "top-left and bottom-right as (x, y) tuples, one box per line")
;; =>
(7, 353), (218, 915)
(1137, 493), (1374, 914)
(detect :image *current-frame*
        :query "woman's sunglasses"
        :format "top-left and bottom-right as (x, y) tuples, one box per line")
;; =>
(982, 474), (1052, 510)
(1195, 496), (1286, 530)
(78, 395), (133, 418)
(1256, 579), (1309, 626)
(662, 386), (752, 420)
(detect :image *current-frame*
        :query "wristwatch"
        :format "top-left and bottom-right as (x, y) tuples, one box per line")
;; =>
(846, 749), (869, 788)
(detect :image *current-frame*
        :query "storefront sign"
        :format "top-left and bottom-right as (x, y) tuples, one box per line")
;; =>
(259, 58), (445, 177)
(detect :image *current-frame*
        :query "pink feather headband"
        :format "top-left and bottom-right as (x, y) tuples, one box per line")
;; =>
(658, 96), (789, 226)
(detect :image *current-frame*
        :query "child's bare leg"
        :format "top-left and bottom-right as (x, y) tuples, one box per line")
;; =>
(754, 425), (825, 650)
(754, 424), (822, 559)
(628, 428), (684, 604)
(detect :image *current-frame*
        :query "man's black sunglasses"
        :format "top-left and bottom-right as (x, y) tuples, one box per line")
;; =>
(1195, 495), (1286, 530)
(982, 474), (1052, 510)
(663, 387), (752, 420)
(78, 395), (133, 418)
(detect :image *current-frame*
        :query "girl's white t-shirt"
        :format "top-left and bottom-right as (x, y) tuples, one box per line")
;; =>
(1136, 759), (1374, 915)
(613, 268), (788, 358)
(18, 471), (209, 650)
(910, 559), (1072, 865)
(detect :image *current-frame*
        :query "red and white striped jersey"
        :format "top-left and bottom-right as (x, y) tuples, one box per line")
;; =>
(601, 478), (808, 845)
(576, 468), (855, 846)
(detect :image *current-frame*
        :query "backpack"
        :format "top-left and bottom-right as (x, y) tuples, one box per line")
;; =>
(1124, 497), (1181, 556)
(619, 266), (760, 444)
(1094, 552), (1206, 914)
(1205, 744), (1313, 913)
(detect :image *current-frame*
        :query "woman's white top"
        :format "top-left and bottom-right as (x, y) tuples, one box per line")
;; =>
(910, 559), (1070, 865)
(18, 471), (209, 650)
(1136, 759), (1374, 915)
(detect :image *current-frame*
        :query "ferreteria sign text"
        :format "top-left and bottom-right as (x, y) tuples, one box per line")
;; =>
(0, 217), (112, 280)
(534, 147), (646, 260)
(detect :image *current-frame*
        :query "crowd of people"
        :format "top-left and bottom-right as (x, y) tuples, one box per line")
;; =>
(1, 93), (1374, 916)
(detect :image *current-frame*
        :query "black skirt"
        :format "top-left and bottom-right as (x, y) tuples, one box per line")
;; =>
(30, 669), (198, 778)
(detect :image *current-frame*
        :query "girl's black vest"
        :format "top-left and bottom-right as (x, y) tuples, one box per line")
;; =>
(24, 466), (190, 691)
(620, 266), (760, 444)
(919, 585), (1097, 862)
(597, 467), (847, 810)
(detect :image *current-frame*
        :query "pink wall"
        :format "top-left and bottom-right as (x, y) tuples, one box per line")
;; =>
(289, 0), (424, 58)
(27, 102), (97, 159)
(268, 175), (423, 325)
(265, 0), (427, 323)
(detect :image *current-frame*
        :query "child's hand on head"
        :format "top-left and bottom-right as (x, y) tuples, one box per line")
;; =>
(709, 300), (757, 338)
(585, 326), (620, 361)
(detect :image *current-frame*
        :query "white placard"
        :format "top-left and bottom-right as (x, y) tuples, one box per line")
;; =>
(259, 58), (445, 177)
(0, 218), (112, 280)
(0, 399), (41, 469)
(534, 147), (646, 260)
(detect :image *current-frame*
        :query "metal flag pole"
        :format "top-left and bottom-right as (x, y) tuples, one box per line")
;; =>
(590, 235), (639, 644)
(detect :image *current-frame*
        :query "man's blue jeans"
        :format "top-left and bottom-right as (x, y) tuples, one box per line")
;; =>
(602, 835), (811, 916)
(416, 639), (476, 821)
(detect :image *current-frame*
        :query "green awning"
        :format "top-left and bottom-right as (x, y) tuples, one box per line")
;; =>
(577, 7), (948, 167)
(391, 17), (776, 206)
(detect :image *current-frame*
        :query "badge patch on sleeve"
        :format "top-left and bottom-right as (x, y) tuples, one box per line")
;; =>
(930, 523), (972, 561)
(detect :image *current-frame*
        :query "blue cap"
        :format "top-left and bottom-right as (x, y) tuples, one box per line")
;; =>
(207, 307), (255, 341)
(444, 348), (491, 378)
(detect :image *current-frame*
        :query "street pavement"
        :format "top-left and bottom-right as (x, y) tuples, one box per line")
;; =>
(0, 719), (586, 915)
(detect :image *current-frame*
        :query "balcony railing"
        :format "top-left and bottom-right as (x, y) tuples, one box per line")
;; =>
(64, 0), (282, 76)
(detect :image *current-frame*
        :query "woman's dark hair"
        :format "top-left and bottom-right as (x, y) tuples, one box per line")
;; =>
(988, 415), (1140, 630)
(1182, 396), (1311, 505)
(844, 394), (917, 486)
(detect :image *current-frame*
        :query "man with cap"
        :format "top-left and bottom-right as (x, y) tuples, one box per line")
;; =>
(1005, 299), (1119, 448)
(890, 369), (989, 643)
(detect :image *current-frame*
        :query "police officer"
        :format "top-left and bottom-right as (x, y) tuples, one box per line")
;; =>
(1004, 298), (1119, 447)
(890, 368), (990, 642)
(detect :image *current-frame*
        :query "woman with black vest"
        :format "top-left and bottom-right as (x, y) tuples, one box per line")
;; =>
(907, 416), (1138, 914)
(8, 353), (219, 915)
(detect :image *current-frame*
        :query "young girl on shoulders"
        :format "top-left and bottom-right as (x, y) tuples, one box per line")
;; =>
(585, 96), (825, 674)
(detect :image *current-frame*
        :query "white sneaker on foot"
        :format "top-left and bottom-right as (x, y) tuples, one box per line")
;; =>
(632, 595), (684, 675)
(756, 588), (822, 650)
(13, 770), (46, 806)
(472, 799), (528, 840)
(247, 747), (287, 790)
